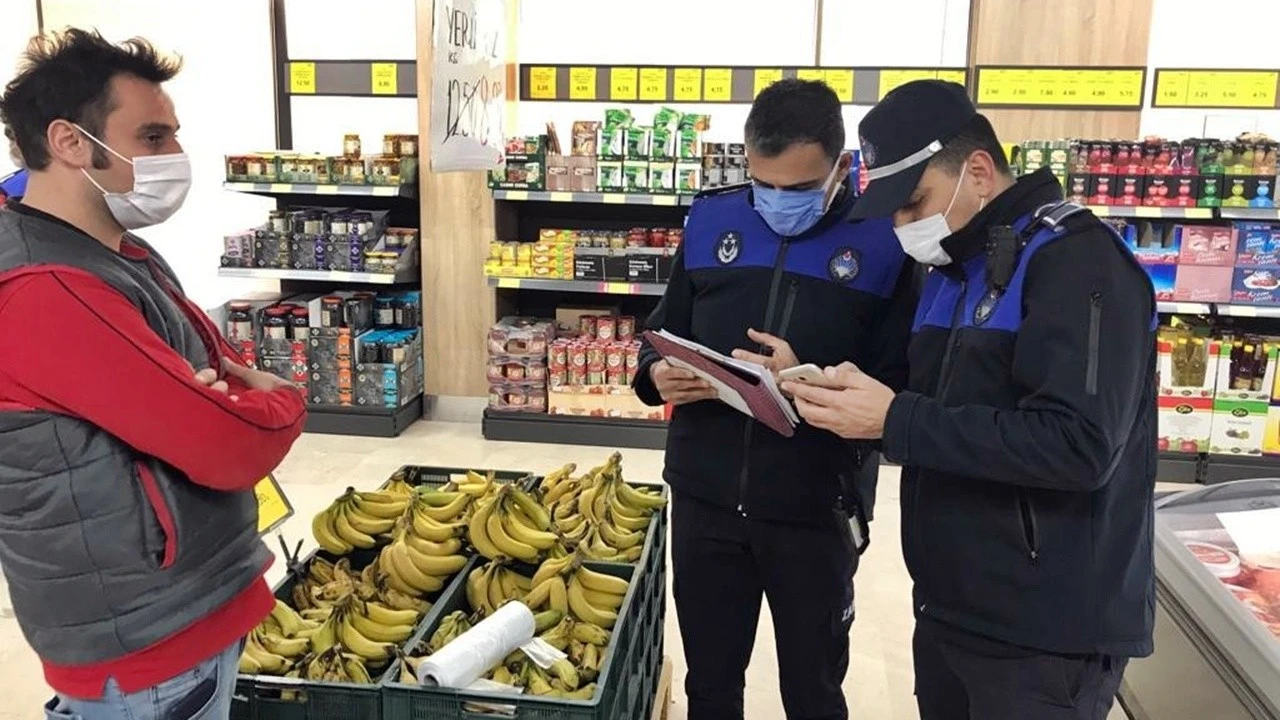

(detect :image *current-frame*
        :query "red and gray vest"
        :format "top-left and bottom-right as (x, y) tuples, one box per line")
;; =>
(0, 208), (269, 666)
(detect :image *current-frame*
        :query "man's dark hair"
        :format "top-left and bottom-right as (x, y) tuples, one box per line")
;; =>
(0, 29), (181, 171)
(928, 113), (1012, 177)
(745, 78), (845, 161)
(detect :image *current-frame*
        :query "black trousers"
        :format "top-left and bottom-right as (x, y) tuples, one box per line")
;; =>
(914, 618), (1129, 720)
(671, 490), (859, 720)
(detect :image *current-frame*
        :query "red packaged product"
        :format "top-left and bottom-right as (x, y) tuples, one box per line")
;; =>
(569, 367), (588, 386)
(587, 370), (606, 385)
(649, 228), (668, 247)
(616, 316), (636, 341)
(506, 363), (526, 381)
(587, 344), (607, 370)
(549, 340), (569, 368)
(579, 315), (598, 340)
(667, 229), (683, 248)
(548, 369), (568, 388)
(606, 344), (625, 369)
(597, 316), (617, 342)
(569, 343), (588, 368)
(606, 368), (626, 385)
(626, 342), (640, 370)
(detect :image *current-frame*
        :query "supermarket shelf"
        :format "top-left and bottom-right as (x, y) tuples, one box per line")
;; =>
(1089, 206), (1215, 220)
(1203, 453), (1280, 485)
(304, 395), (426, 438)
(218, 266), (419, 285)
(1219, 207), (1280, 222)
(482, 410), (668, 450)
(1158, 302), (1280, 318)
(493, 189), (692, 207)
(223, 181), (416, 198)
(487, 276), (667, 296)
(1158, 452), (1202, 484)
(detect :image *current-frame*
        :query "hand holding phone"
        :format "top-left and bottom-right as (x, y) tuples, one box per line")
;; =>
(778, 364), (843, 390)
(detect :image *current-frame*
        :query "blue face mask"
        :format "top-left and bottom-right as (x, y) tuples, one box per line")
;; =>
(752, 162), (844, 237)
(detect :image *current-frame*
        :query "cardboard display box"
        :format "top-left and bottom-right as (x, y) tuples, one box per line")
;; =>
(548, 384), (664, 422)
(1157, 337), (1219, 454)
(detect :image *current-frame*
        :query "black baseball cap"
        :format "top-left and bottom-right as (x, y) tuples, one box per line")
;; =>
(851, 80), (977, 220)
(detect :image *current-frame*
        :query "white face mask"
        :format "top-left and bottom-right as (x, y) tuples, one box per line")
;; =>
(893, 171), (967, 266)
(76, 124), (191, 230)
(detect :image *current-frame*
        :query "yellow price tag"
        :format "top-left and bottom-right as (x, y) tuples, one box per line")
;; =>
(754, 69), (783, 97)
(1185, 208), (1214, 220)
(1134, 207), (1161, 218)
(371, 62), (397, 95)
(653, 196), (678, 206)
(704, 68), (733, 102)
(255, 475), (293, 535)
(497, 277), (520, 289)
(640, 68), (668, 101)
(269, 183), (292, 193)
(1184, 70), (1278, 108)
(1155, 70), (1190, 107)
(528, 66), (557, 100)
(797, 68), (825, 82)
(824, 68), (855, 103)
(502, 190), (529, 201)
(602, 193), (626, 204)
(569, 67), (597, 100)
(610, 67), (638, 100)
(606, 282), (630, 295)
(936, 69), (967, 86)
(548, 191), (574, 202)
(674, 68), (703, 101)
(289, 62), (316, 94)
(315, 185), (340, 195)
(879, 69), (939, 99)
(1089, 205), (1111, 217)
(978, 68), (1143, 107)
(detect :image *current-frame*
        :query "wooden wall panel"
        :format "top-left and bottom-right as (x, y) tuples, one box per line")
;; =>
(969, 0), (1153, 140)
(416, 0), (497, 398)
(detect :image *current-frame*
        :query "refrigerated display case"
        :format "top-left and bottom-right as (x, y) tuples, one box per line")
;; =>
(1120, 479), (1280, 720)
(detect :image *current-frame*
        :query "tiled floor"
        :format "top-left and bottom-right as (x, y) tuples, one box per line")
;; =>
(0, 421), (1131, 720)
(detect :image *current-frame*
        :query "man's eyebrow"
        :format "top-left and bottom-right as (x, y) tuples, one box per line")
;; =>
(138, 122), (178, 133)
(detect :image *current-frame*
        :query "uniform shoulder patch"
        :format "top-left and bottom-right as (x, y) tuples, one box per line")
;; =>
(716, 231), (743, 265)
(828, 247), (861, 282)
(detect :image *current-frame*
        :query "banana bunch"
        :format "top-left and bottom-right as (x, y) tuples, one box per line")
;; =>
(540, 453), (665, 563)
(239, 600), (320, 675)
(466, 559), (537, 616)
(425, 609), (474, 654)
(377, 521), (469, 599)
(468, 483), (560, 564)
(312, 487), (412, 555)
(519, 551), (629, 630)
(302, 646), (376, 683)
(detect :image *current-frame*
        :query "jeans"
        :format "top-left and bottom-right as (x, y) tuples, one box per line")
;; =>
(44, 641), (242, 720)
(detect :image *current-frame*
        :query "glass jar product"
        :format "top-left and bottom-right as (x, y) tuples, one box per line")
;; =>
(351, 212), (375, 238)
(268, 210), (289, 234)
(400, 135), (418, 156)
(395, 299), (420, 329)
(346, 293), (375, 329)
(384, 230), (404, 249)
(370, 156), (401, 185)
(343, 133), (361, 159)
(303, 217), (325, 236)
(263, 306), (290, 341)
(329, 217), (350, 236)
(320, 296), (344, 328)
(375, 297), (396, 327)
(290, 307), (310, 341)
(279, 155), (300, 181)
(227, 302), (253, 343)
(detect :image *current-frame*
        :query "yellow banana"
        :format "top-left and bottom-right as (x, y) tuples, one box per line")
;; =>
(417, 492), (470, 522)
(398, 654), (418, 684)
(543, 479), (580, 508)
(309, 557), (337, 584)
(379, 546), (421, 596)
(388, 542), (446, 594)
(412, 509), (466, 542)
(497, 567), (524, 601)
(616, 481), (667, 511)
(527, 666), (555, 695)
(549, 658), (580, 690)
(416, 489), (465, 507)
(457, 482), (489, 497)
(352, 494), (410, 519)
(384, 476), (415, 498)
(597, 517), (645, 549)
(580, 585), (625, 611)
(310, 612), (340, 655)
(571, 621), (611, 646)
(508, 488), (553, 530)
(348, 608), (415, 643)
(531, 553), (575, 588)
(564, 682), (598, 700)
(333, 503), (378, 549)
(567, 576), (617, 628)
(466, 565), (488, 612)
(487, 508), (540, 562)
(622, 545), (643, 562)
(244, 637), (290, 674)
(312, 507), (354, 554)
(344, 505), (397, 535)
(258, 631), (310, 658)
(522, 578), (554, 609)
(467, 497), (506, 560)
(540, 463), (576, 491)
(502, 504), (560, 551)
(608, 496), (651, 531)
(547, 575), (570, 615)
(553, 497), (579, 522)
(342, 653), (373, 683)
(556, 512), (587, 533)
(365, 601), (420, 627)
(339, 613), (396, 662)
(491, 664), (515, 684)
(380, 584), (432, 614)
(269, 599), (306, 636)
(487, 563), (508, 611)
(402, 541), (468, 577)
(404, 535), (463, 557)
(578, 484), (600, 524)
(239, 652), (263, 674)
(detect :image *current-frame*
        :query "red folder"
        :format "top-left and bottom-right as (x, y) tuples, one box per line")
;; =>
(644, 330), (798, 437)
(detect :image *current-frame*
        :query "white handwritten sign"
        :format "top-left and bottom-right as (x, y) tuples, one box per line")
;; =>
(430, 0), (507, 172)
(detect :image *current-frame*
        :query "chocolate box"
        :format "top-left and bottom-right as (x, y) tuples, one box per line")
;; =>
(1234, 223), (1280, 267)
(1178, 225), (1237, 266)
(1124, 221), (1180, 265)
(1232, 267), (1280, 305)
(1146, 265), (1176, 301)
(1173, 265), (1232, 302)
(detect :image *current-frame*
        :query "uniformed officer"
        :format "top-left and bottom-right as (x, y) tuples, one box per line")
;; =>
(786, 80), (1157, 720)
(632, 79), (919, 720)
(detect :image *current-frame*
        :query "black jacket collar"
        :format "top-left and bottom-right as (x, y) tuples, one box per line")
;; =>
(939, 168), (1064, 267)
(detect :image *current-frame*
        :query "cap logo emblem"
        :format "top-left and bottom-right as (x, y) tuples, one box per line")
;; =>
(716, 231), (742, 265)
(828, 247), (861, 283)
(860, 136), (877, 167)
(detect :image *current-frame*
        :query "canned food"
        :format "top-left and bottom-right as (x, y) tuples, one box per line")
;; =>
(586, 344), (606, 369)
(606, 368), (626, 385)
(579, 315), (598, 339)
(626, 343), (640, 370)
(549, 341), (569, 368)
(549, 369), (568, 387)
(569, 367), (588, 386)
(587, 371), (605, 386)
(617, 316), (636, 341)
(597, 316), (616, 342)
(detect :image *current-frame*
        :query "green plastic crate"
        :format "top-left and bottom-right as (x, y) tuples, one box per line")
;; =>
(384, 465), (535, 490)
(381, 562), (646, 720)
(234, 550), (479, 720)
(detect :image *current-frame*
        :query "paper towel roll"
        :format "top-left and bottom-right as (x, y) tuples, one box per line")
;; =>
(417, 602), (536, 687)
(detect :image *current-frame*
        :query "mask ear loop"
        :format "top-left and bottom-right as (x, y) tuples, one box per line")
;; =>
(73, 123), (134, 195)
(942, 169), (966, 220)
(821, 157), (847, 212)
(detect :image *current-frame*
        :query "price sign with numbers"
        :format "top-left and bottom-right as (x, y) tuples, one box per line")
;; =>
(610, 67), (638, 100)
(640, 68), (668, 101)
(255, 474), (294, 536)
(528, 66), (557, 100)
(569, 67), (597, 100)
(1154, 70), (1192, 106)
(754, 69), (783, 98)
(1158, 69), (1280, 109)
(289, 62), (316, 94)
(674, 68), (703, 101)
(824, 69), (854, 103)
(370, 63), (397, 95)
(796, 68), (825, 82)
(976, 67), (1144, 108)
(704, 68), (733, 102)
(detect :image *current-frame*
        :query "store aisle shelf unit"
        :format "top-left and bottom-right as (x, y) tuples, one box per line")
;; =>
(494, 188), (692, 206)
(483, 410), (668, 450)
(488, 276), (667, 297)
(219, 266), (420, 285)
(224, 181), (418, 199)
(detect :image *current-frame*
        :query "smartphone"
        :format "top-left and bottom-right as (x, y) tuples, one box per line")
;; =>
(778, 364), (841, 389)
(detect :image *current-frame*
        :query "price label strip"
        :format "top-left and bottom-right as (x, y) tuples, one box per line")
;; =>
(1152, 68), (1279, 109)
(975, 66), (1146, 108)
(569, 67), (597, 100)
(527, 66), (557, 100)
(289, 62), (316, 95)
(370, 63), (398, 95)
(255, 474), (294, 536)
